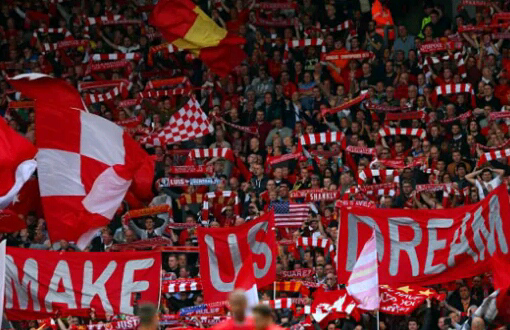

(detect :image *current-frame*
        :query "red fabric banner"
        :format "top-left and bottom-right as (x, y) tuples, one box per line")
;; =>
(197, 212), (277, 303)
(337, 185), (510, 287)
(5, 248), (161, 320)
(379, 285), (445, 315)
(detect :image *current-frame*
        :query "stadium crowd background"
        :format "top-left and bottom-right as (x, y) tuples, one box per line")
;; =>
(0, 0), (507, 329)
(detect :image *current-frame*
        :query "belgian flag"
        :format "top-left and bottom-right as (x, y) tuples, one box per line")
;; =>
(150, 0), (246, 77)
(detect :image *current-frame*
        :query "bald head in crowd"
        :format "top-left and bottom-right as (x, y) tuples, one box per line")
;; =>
(229, 289), (248, 322)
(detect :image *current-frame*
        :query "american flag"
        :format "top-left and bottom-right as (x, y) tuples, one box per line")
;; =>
(269, 201), (310, 227)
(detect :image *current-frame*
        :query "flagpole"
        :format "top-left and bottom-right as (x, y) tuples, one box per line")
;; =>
(273, 281), (276, 300)
(376, 310), (380, 330)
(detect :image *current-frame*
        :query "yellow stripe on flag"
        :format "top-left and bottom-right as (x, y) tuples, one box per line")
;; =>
(172, 6), (227, 50)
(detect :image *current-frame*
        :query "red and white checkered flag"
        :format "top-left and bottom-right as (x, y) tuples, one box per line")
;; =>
(9, 74), (153, 249)
(142, 98), (213, 147)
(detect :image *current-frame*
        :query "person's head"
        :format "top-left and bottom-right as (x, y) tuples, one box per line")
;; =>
(408, 318), (418, 330)
(472, 276), (482, 288)
(402, 180), (413, 196)
(252, 304), (273, 330)
(145, 218), (155, 230)
(229, 290), (248, 321)
(168, 255), (178, 269)
(459, 285), (470, 299)
(398, 25), (408, 38)
(137, 303), (158, 330)
(101, 228), (113, 245)
(481, 168), (493, 182)
(326, 273), (337, 288)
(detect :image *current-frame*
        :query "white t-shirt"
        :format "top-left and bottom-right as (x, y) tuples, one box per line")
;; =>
(475, 175), (502, 199)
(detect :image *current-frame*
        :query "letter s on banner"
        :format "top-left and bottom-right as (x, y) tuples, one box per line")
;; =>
(337, 185), (510, 287)
(198, 211), (277, 303)
(4, 249), (161, 320)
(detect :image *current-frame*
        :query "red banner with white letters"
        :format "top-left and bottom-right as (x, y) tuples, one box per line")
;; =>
(337, 185), (510, 286)
(197, 212), (277, 303)
(5, 248), (161, 320)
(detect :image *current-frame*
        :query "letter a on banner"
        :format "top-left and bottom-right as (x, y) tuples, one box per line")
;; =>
(197, 211), (277, 303)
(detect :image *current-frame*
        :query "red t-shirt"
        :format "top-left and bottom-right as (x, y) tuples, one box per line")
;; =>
(212, 317), (254, 330)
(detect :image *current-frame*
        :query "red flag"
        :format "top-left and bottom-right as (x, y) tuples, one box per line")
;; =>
(197, 212), (277, 303)
(9, 74), (152, 249)
(379, 285), (445, 315)
(0, 117), (37, 211)
(491, 253), (510, 323)
(311, 288), (360, 324)
(149, 0), (246, 77)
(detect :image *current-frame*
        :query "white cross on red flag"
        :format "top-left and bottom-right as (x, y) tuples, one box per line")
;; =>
(9, 74), (153, 249)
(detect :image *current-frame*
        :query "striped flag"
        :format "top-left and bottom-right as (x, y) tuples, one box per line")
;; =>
(269, 201), (310, 227)
(347, 230), (379, 310)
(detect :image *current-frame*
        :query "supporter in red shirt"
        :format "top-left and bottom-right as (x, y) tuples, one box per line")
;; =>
(213, 291), (254, 330)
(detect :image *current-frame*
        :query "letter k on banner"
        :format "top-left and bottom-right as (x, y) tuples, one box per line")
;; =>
(197, 211), (277, 303)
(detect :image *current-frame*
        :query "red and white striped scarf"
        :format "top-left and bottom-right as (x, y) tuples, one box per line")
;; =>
(373, 157), (427, 169)
(489, 112), (510, 120)
(298, 131), (347, 149)
(365, 103), (412, 112)
(385, 111), (426, 122)
(420, 41), (463, 53)
(433, 83), (476, 107)
(320, 20), (353, 33)
(78, 79), (129, 91)
(361, 182), (398, 198)
(86, 15), (123, 25)
(145, 76), (189, 90)
(187, 148), (235, 162)
(421, 52), (466, 78)
(378, 127), (427, 139)
(162, 279), (202, 293)
(440, 110), (472, 124)
(42, 39), (88, 53)
(283, 38), (326, 61)
(118, 99), (140, 108)
(323, 51), (374, 61)
(91, 53), (142, 62)
(214, 116), (259, 135)
(83, 82), (132, 105)
(202, 191), (240, 221)
(86, 60), (132, 76)
(415, 183), (454, 193)
(357, 169), (400, 185)
(168, 165), (213, 175)
(477, 139), (510, 151)
(295, 237), (334, 253)
(335, 200), (377, 208)
(477, 148), (510, 166)
(321, 93), (369, 116)
(263, 299), (295, 309)
(31, 27), (73, 46)
(148, 43), (182, 66)
(122, 204), (172, 223)
(137, 88), (191, 99)
(345, 146), (376, 155)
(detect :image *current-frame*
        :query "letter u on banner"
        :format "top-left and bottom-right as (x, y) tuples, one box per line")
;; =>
(197, 212), (277, 303)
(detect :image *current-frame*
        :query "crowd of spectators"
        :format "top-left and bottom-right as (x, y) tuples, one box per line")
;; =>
(0, 0), (508, 329)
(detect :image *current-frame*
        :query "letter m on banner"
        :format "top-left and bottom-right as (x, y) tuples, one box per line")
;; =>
(197, 211), (277, 303)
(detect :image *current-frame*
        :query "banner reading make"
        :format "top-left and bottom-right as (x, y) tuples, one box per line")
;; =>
(5, 248), (161, 320)
(337, 184), (510, 286)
